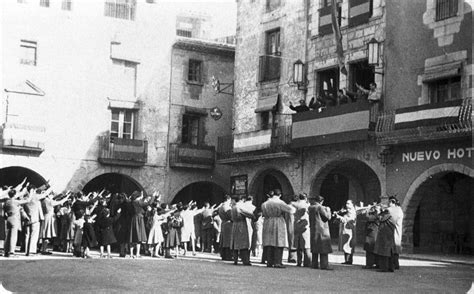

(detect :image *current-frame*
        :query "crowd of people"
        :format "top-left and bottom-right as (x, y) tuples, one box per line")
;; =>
(0, 179), (403, 273)
(289, 82), (381, 114)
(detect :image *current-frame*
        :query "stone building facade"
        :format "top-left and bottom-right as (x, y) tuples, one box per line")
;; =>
(1, 0), (235, 204)
(222, 0), (472, 254)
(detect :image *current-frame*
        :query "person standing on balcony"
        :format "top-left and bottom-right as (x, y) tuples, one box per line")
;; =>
(261, 189), (296, 268)
(357, 82), (381, 130)
(289, 99), (310, 113)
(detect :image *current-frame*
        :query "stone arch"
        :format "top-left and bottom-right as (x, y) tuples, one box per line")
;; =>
(310, 158), (382, 244)
(249, 167), (295, 210)
(82, 172), (145, 195)
(401, 163), (474, 252)
(170, 181), (227, 207)
(0, 166), (48, 188)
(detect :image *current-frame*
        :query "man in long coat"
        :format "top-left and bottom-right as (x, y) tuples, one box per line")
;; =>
(391, 197), (404, 270)
(308, 195), (333, 270)
(293, 193), (311, 267)
(362, 202), (380, 269)
(218, 195), (233, 261)
(261, 189), (295, 268)
(335, 200), (357, 265)
(374, 197), (403, 272)
(24, 188), (45, 256)
(230, 195), (255, 265)
(285, 195), (297, 263)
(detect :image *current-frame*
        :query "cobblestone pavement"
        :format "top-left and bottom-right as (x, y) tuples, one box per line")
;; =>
(0, 250), (473, 293)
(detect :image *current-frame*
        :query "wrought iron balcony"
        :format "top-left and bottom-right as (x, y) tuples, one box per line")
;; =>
(375, 98), (472, 145)
(291, 100), (373, 148)
(98, 135), (147, 166)
(217, 125), (293, 164)
(0, 122), (46, 153)
(169, 143), (216, 169)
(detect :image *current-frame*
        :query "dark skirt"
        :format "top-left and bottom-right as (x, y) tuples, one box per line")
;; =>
(99, 226), (117, 246)
(82, 222), (98, 248)
(129, 215), (147, 243)
(165, 227), (181, 248)
(115, 215), (131, 244)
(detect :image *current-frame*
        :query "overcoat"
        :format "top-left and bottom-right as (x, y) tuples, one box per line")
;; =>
(363, 210), (379, 252)
(261, 196), (295, 247)
(337, 209), (356, 254)
(308, 203), (333, 254)
(374, 206), (403, 257)
(292, 200), (310, 250)
(230, 201), (255, 250)
(218, 202), (232, 248)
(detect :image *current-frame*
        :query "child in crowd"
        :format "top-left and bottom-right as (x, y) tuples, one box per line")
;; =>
(97, 208), (121, 258)
(147, 207), (167, 257)
(164, 209), (183, 259)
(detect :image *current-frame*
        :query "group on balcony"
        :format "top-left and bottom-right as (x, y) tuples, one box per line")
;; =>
(289, 83), (379, 114)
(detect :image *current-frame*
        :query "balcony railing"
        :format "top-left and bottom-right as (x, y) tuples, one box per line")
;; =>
(258, 55), (281, 82)
(291, 100), (373, 148)
(217, 125), (293, 163)
(169, 143), (215, 169)
(98, 135), (147, 166)
(0, 122), (46, 153)
(375, 98), (472, 145)
(104, 1), (136, 20)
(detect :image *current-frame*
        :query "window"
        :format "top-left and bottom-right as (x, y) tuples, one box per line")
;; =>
(40, 0), (49, 7)
(429, 76), (461, 103)
(259, 29), (281, 82)
(20, 40), (37, 66)
(316, 68), (339, 106)
(62, 0), (72, 10)
(266, 29), (280, 56)
(349, 60), (374, 96)
(111, 109), (135, 139)
(188, 59), (202, 83)
(436, 0), (458, 21)
(260, 111), (274, 130)
(182, 114), (201, 145)
(177, 29), (192, 38)
(319, 1), (342, 35)
(266, 0), (281, 12)
(112, 59), (137, 98)
(104, 0), (136, 21)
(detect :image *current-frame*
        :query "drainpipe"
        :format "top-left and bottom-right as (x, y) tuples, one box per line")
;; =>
(165, 47), (174, 200)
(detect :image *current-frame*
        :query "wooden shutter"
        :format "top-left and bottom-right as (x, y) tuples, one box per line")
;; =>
(349, 0), (372, 27)
(319, 5), (333, 35)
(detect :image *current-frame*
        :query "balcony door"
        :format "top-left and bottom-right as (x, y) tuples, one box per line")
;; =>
(110, 109), (135, 139)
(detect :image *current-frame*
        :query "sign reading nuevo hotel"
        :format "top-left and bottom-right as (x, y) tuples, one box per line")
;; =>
(402, 147), (474, 162)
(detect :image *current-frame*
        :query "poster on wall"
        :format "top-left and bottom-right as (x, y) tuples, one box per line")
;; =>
(230, 175), (248, 197)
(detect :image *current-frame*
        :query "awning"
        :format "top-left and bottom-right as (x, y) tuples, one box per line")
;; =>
(255, 94), (278, 113)
(4, 80), (45, 96)
(185, 106), (208, 116)
(108, 99), (140, 109)
(422, 62), (462, 82)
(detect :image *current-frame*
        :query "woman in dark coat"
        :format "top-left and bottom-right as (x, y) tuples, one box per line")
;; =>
(363, 204), (381, 269)
(115, 194), (132, 257)
(97, 208), (121, 258)
(308, 195), (333, 270)
(164, 211), (183, 259)
(128, 191), (154, 258)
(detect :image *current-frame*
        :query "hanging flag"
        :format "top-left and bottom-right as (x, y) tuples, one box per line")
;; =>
(331, 0), (347, 75)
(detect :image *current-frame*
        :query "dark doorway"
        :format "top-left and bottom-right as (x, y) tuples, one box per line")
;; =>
(172, 182), (226, 207)
(82, 173), (143, 196)
(411, 172), (473, 255)
(250, 169), (294, 212)
(0, 166), (47, 188)
(320, 173), (350, 241)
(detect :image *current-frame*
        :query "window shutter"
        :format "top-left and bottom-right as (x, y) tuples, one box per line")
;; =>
(349, 0), (372, 27)
(319, 5), (333, 35)
(258, 56), (265, 82)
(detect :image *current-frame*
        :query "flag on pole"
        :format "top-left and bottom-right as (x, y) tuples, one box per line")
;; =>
(331, 0), (347, 75)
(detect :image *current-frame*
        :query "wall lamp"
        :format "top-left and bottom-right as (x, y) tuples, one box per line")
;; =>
(293, 59), (307, 91)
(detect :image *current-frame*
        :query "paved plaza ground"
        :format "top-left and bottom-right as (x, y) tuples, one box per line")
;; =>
(0, 251), (473, 293)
